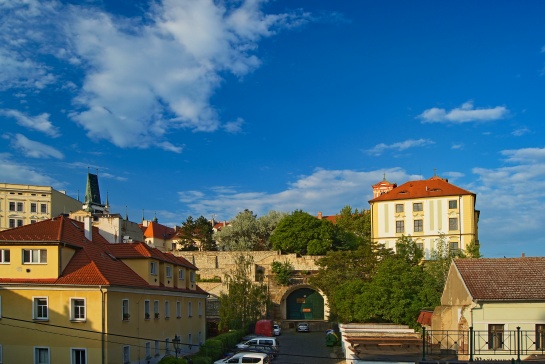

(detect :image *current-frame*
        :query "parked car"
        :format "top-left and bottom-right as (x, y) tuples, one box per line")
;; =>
(273, 324), (281, 336)
(234, 345), (278, 359)
(297, 322), (309, 332)
(214, 352), (270, 364)
(236, 337), (279, 350)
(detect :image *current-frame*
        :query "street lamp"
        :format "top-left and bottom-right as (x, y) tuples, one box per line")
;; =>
(173, 334), (181, 359)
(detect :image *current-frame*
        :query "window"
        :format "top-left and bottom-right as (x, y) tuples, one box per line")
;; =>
(488, 324), (504, 349)
(176, 301), (181, 318)
(395, 220), (404, 233)
(413, 202), (423, 212)
(34, 297), (48, 320)
(166, 265), (172, 278)
(35, 347), (50, 364)
(144, 300), (150, 319)
(71, 298), (86, 321)
(17, 202), (23, 212)
(71, 348), (86, 364)
(449, 241), (459, 251)
(416, 242), (424, 251)
(0, 250), (10, 264)
(31, 203), (37, 213)
(165, 301), (170, 318)
(449, 217), (459, 231)
(154, 340), (160, 356)
(31, 220), (37, 224)
(198, 301), (203, 316)
(188, 301), (193, 317)
(17, 219), (23, 227)
(536, 324), (545, 350)
(123, 346), (130, 364)
(414, 219), (423, 232)
(154, 300), (159, 318)
(122, 299), (129, 320)
(188, 333), (193, 349)
(40, 204), (47, 214)
(9, 202), (15, 211)
(8, 219), (15, 228)
(449, 200), (458, 209)
(395, 204), (404, 213)
(150, 261), (158, 275)
(190, 271), (196, 283)
(178, 269), (185, 280)
(145, 342), (151, 359)
(23, 249), (47, 264)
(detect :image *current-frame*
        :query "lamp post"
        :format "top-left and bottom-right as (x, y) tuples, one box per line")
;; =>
(173, 334), (181, 359)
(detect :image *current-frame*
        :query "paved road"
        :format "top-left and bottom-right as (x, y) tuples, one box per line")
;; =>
(274, 330), (344, 364)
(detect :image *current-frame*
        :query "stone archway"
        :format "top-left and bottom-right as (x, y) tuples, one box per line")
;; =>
(278, 284), (329, 321)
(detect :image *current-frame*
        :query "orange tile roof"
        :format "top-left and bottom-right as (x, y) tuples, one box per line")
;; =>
(142, 221), (176, 240)
(454, 257), (545, 301)
(0, 216), (204, 292)
(369, 176), (475, 203)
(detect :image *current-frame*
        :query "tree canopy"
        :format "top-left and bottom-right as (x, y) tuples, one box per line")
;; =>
(177, 215), (216, 251)
(215, 210), (286, 251)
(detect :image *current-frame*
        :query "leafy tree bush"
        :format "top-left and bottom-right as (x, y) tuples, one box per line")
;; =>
(178, 215), (217, 251)
(271, 260), (293, 286)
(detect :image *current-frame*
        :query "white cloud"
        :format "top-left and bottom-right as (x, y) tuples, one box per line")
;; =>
(176, 167), (420, 221)
(11, 133), (64, 159)
(365, 138), (435, 156)
(418, 101), (508, 123)
(223, 118), (245, 133)
(65, 0), (308, 149)
(512, 127), (530, 137)
(0, 109), (60, 137)
(0, 153), (58, 186)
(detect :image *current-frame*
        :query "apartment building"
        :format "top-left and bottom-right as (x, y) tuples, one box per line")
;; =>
(0, 183), (82, 231)
(0, 215), (207, 364)
(369, 175), (479, 258)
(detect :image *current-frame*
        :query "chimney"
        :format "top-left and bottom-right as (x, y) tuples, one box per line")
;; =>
(84, 215), (92, 241)
(522, 253), (525, 258)
(317, 212), (323, 219)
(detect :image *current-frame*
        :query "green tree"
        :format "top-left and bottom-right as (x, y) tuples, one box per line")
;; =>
(271, 260), (294, 286)
(178, 215), (216, 251)
(395, 235), (424, 266)
(335, 205), (371, 241)
(310, 240), (393, 320)
(425, 233), (466, 290)
(353, 255), (437, 327)
(215, 210), (286, 251)
(270, 210), (346, 255)
(464, 239), (482, 258)
(219, 254), (270, 331)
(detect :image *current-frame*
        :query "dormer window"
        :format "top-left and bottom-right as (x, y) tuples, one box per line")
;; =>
(150, 261), (158, 275)
(190, 271), (196, 283)
(166, 265), (172, 278)
(178, 269), (185, 280)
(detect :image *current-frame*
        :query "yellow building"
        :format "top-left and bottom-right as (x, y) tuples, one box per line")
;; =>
(0, 215), (207, 364)
(368, 175), (479, 257)
(0, 183), (82, 231)
(432, 257), (545, 361)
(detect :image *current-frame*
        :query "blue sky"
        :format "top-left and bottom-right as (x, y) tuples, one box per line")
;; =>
(1, 0), (545, 258)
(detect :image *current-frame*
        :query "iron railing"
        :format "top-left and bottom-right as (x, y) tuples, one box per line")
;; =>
(422, 327), (545, 362)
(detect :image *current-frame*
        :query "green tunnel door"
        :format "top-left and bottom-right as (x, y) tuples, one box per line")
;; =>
(286, 288), (324, 320)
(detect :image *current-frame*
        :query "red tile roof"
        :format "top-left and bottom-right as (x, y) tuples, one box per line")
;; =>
(0, 216), (204, 292)
(454, 257), (545, 301)
(369, 176), (475, 203)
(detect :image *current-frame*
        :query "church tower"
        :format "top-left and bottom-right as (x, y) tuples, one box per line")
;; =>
(82, 171), (108, 214)
(372, 174), (397, 198)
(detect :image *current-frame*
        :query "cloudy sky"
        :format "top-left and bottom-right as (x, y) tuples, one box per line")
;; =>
(1, 0), (545, 258)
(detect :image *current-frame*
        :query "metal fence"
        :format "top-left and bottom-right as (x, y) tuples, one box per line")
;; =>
(422, 327), (545, 362)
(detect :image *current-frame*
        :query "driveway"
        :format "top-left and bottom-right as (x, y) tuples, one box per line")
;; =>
(274, 329), (344, 364)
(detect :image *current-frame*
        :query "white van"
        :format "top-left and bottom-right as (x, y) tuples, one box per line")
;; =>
(214, 352), (270, 364)
(236, 337), (279, 350)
